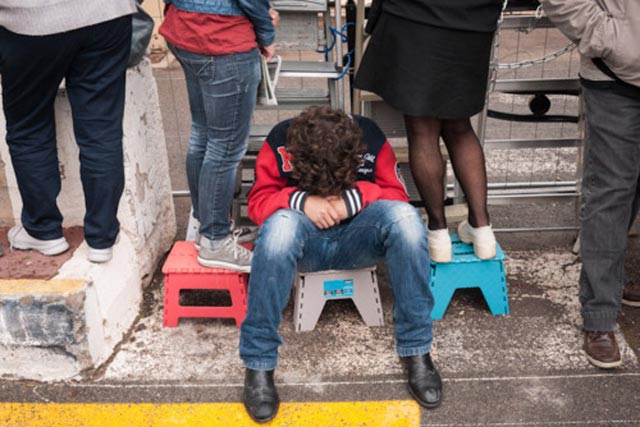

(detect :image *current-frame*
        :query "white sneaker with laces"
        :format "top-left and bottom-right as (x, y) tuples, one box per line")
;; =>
(457, 220), (496, 260)
(428, 228), (452, 263)
(8, 225), (69, 256)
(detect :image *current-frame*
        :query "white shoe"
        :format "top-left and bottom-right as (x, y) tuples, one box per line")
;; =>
(87, 234), (120, 263)
(8, 225), (69, 256)
(457, 220), (496, 260)
(87, 247), (113, 263)
(428, 228), (452, 263)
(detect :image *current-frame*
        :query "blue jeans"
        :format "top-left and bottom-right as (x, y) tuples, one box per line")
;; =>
(169, 44), (260, 240)
(0, 17), (131, 248)
(240, 200), (434, 370)
(579, 85), (640, 331)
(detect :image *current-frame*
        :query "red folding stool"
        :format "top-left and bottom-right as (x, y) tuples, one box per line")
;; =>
(162, 241), (249, 327)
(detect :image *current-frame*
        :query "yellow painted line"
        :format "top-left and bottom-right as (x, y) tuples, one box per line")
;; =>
(0, 279), (84, 294)
(0, 401), (419, 426)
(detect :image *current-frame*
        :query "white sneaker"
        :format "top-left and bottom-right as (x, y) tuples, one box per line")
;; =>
(87, 234), (120, 263)
(428, 228), (452, 263)
(8, 225), (69, 256)
(87, 247), (113, 263)
(457, 220), (496, 260)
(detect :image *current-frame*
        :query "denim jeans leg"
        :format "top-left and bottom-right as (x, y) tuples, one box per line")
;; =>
(240, 209), (318, 370)
(579, 85), (640, 331)
(171, 46), (261, 240)
(168, 43), (207, 224)
(66, 16), (132, 249)
(0, 27), (76, 240)
(330, 201), (434, 356)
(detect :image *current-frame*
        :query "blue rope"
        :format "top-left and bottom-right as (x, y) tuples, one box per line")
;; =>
(316, 23), (354, 80)
(316, 23), (352, 54)
(333, 49), (353, 80)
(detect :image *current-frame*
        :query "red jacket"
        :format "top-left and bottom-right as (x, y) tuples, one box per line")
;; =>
(248, 115), (409, 225)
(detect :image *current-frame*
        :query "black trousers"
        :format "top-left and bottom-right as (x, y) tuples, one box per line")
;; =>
(0, 15), (131, 249)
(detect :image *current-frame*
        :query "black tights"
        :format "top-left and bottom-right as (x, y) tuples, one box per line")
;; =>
(404, 115), (490, 230)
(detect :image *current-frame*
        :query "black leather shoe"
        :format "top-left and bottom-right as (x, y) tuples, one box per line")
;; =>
(243, 368), (280, 423)
(402, 353), (443, 409)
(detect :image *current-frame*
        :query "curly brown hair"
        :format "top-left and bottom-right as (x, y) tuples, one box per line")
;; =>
(287, 106), (365, 196)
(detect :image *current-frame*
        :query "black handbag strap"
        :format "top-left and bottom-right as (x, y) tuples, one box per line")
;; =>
(590, 57), (640, 97)
(592, 57), (622, 81)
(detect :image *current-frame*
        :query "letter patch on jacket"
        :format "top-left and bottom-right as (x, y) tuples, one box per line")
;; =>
(277, 146), (293, 173)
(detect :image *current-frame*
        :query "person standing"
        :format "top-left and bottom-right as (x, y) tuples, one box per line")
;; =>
(354, 0), (501, 263)
(540, 0), (640, 368)
(159, 0), (277, 272)
(0, 0), (136, 263)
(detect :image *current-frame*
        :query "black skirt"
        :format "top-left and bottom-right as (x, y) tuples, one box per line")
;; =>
(354, 12), (495, 119)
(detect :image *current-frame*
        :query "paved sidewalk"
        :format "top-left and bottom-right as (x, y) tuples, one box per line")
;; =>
(1, 231), (638, 426)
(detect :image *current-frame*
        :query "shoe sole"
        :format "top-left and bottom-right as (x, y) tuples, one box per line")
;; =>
(10, 240), (70, 256)
(87, 252), (113, 263)
(197, 256), (251, 273)
(245, 401), (280, 424)
(473, 243), (496, 260)
(585, 353), (622, 369)
(622, 298), (640, 307)
(405, 383), (443, 409)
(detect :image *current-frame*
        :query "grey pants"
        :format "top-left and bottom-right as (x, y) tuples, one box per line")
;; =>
(579, 85), (640, 331)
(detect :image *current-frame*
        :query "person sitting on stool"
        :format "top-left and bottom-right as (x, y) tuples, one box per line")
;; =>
(239, 106), (442, 423)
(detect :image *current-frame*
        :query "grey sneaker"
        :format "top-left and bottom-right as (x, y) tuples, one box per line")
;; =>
(8, 225), (69, 256)
(229, 219), (259, 244)
(235, 225), (259, 244)
(195, 223), (259, 250)
(197, 230), (253, 272)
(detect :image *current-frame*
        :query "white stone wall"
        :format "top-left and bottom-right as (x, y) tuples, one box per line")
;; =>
(0, 60), (176, 380)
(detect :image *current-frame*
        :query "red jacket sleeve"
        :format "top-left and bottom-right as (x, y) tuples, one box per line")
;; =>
(354, 141), (409, 206)
(247, 142), (302, 225)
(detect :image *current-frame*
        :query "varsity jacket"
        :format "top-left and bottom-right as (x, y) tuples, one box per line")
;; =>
(540, 0), (640, 88)
(164, 0), (275, 47)
(248, 115), (409, 226)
